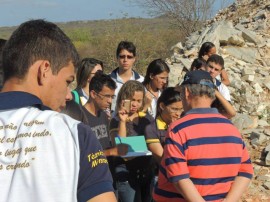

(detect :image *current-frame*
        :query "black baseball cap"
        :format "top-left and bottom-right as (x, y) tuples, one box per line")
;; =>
(181, 70), (214, 88)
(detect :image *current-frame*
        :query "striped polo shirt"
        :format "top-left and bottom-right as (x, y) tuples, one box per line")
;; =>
(153, 108), (253, 202)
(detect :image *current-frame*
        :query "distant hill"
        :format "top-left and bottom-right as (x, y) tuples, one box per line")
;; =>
(0, 17), (184, 75)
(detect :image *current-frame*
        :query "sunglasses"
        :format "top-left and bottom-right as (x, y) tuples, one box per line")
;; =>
(118, 55), (134, 59)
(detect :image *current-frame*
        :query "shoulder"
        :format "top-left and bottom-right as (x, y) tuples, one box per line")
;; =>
(217, 82), (231, 101)
(145, 120), (157, 136)
(62, 100), (85, 122)
(109, 68), (118, 80)
(143, 112), (154, 122)
(133, 70), (144, 82)
(139, 112), (154, 129)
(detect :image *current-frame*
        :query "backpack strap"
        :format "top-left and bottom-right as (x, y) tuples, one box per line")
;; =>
(72, 90), (80, 104)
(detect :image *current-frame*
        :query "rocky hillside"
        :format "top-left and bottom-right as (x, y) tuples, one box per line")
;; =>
(167, 0), (270, 201)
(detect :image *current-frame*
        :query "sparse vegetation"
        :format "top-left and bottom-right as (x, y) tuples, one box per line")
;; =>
(0, 17), (184, 75)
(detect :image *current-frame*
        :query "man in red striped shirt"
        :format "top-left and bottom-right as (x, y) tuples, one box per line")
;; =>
(153, 70), (253, 202)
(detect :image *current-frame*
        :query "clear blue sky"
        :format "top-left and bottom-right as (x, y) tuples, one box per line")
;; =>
(0, 0), (234, 27)
(0, 0), (148, 27)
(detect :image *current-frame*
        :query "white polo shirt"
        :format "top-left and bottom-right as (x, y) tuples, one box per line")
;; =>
(215, 79), (231, 101)
(0, 92), (114, 202)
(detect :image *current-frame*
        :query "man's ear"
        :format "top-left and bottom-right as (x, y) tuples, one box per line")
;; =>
(37, 60), (51, 85)
(184, 86), (191, 100)
(160, 102), (165, 110)
(89, 90), (97, 99)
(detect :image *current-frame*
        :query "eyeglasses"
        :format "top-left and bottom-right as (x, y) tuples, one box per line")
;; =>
(95, 92), (116, 99)
(118, 55), (134, 60)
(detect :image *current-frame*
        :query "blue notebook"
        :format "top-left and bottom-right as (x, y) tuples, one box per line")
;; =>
(115, 136), (152, 157)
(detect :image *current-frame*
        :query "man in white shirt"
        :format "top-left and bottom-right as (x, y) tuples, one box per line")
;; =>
(0, 19), (116, 202)
(109, 41), (144, 111)
(207, 54), (231, 101)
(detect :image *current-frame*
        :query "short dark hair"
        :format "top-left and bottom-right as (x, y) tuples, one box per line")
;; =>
(156, 87), (181, 118)
(116, 41), (136, 58)
(190, 58), (207, 71)
(206, 54), (224, 68)
(198, 42), (215, 59)
(142, 59), (170, 86)
(76, 58), (103, 89)
(89, 73), (116, 93)
(2, 19), (79, 82)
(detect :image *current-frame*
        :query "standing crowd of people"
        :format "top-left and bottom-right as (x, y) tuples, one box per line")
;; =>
(0, 19), (253, 202)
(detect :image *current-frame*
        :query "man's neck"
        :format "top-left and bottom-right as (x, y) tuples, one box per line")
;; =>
(84, 100), (100, 117)
(190, 96), (212, 109)
(118, 68), (133, 82)
(2, 78), (44, 101)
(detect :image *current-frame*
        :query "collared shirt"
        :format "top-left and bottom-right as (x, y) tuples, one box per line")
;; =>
(145, 116), (168, 147)
(145, 88), (162, 118)
(0, 91), (114, 202)
(214, 79), (231, 101)
(153, 107), (253, 202)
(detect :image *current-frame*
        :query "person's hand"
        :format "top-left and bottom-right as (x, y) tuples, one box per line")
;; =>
(116, 144), (128, 156)
(202, 55), (209, 61)
(118, 101), (129, 122)
(145, 91), (153, 106)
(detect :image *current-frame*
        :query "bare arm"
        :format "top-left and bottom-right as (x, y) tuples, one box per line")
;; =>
(215, 90), (236, 119)
(143, 91), (153, 112)
(117, 106), (129, 137)
(224, 176), (251, 201)
(103, 144), (128, 156)
(87, 192), (117, 202)
(173, 179), (205, 202)
(118, 119), (127, 137)
(221, 69), (230, 86)
(148, 142), (163, 164)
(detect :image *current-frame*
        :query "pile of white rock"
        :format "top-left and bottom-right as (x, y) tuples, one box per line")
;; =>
(167, 1), (270, 193)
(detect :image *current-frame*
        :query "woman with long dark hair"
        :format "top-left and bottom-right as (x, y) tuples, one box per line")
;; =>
(142, 59), (170, 118)
(145, 87), (183, 164)
(72, 58), (103, 105)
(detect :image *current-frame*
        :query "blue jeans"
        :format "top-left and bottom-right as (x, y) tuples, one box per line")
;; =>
(115, 165), (153, 202)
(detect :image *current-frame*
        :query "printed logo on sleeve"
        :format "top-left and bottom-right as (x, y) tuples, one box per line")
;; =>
(87, 150), (108, 168)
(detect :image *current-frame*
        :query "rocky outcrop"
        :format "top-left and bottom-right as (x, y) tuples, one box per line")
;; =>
(167, 0), (270, 200)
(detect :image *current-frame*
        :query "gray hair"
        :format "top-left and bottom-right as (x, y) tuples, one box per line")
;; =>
(182, 84), (215, 100)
